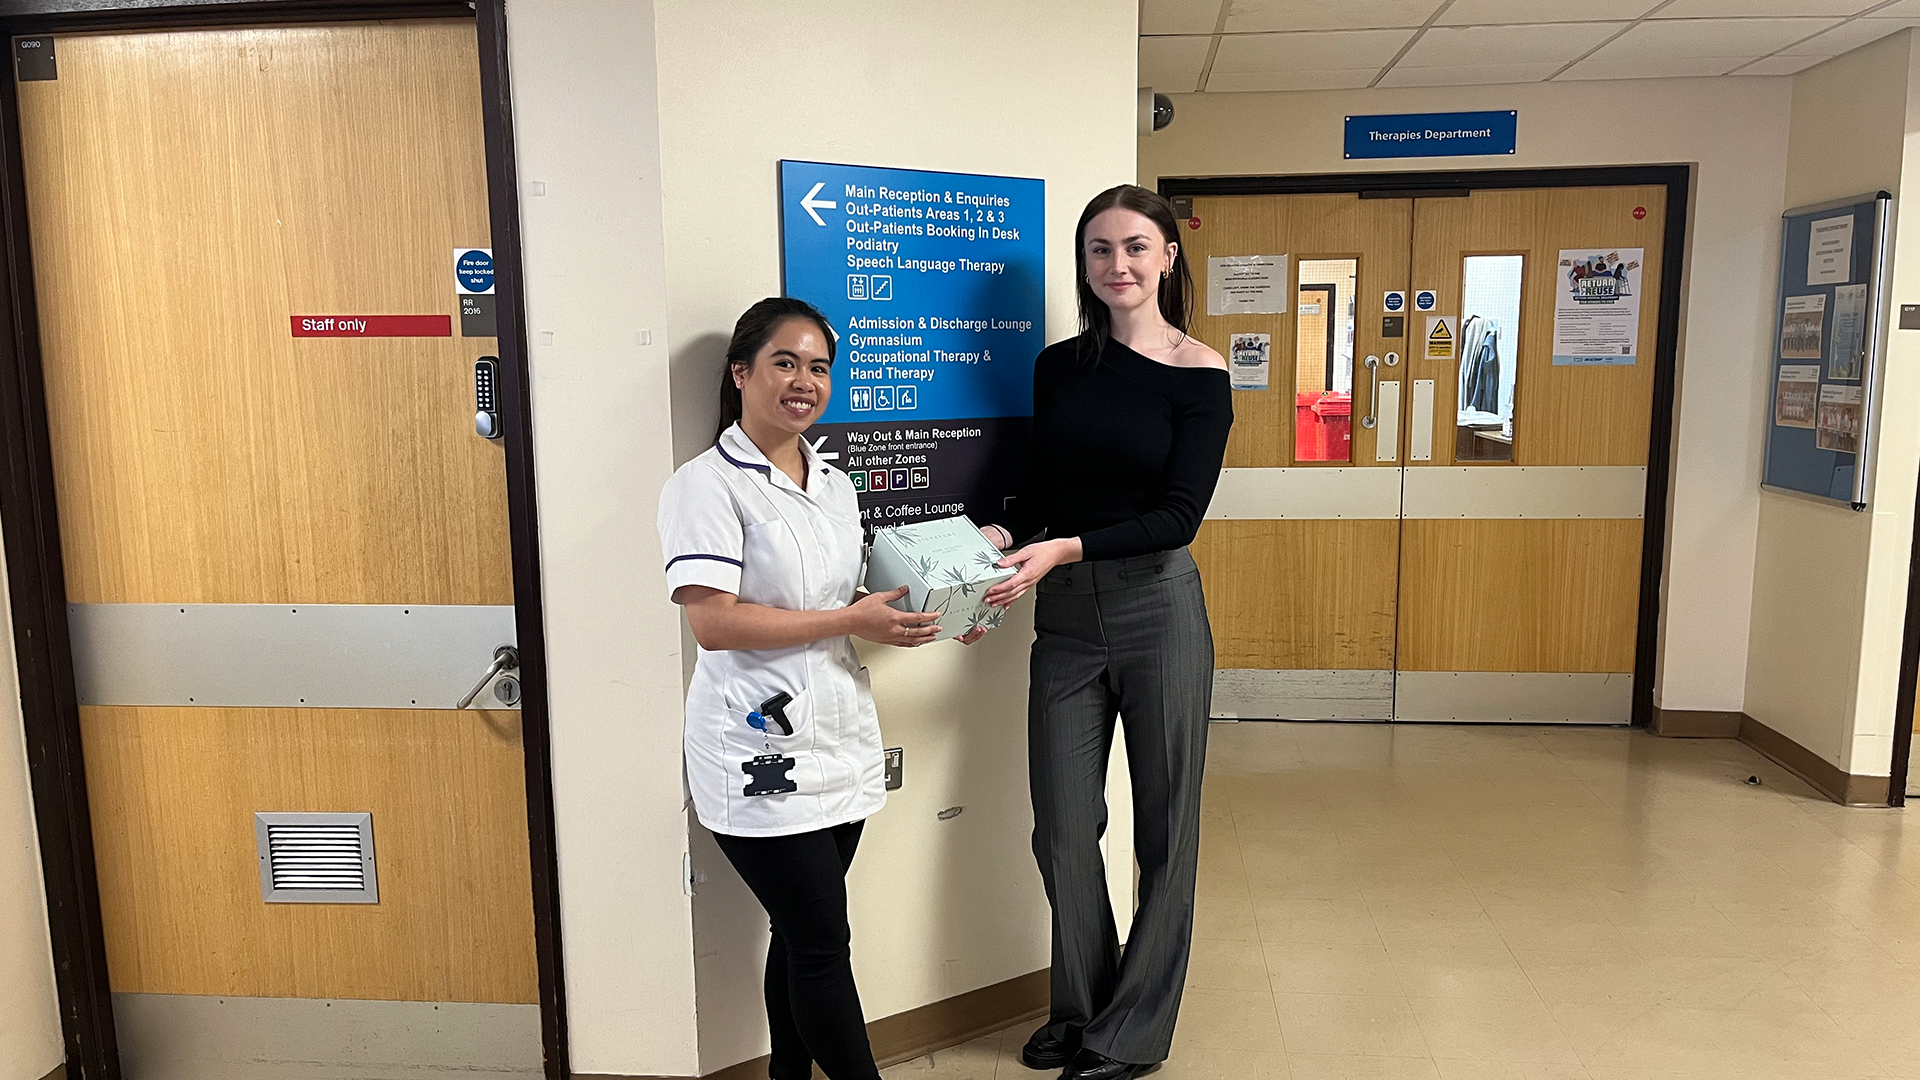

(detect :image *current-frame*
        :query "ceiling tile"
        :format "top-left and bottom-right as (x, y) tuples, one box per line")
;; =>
(1142, 0), (1225, 36)
(1588, 18), (1840, 60)
(1439, 0), (1663, 25)
(1398, 22), (1626, 66)
(1212, 27), (1417, 71)
(1654, 0), (1877, 16)
(1733, 52), (1831, 73)
(1377, 61), (1565, 85)
(1140, 35), (1214, 92)
(1781, 16), (1920, 53)
(1223, 0), (1443, 33)
(1205, 67), (1382, 91)
(1558, 54), (1751, 79)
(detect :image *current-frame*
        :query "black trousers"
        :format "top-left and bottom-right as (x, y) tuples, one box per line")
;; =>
(712, 820), (878, 1080)
(1028, 549), (1213, 1065)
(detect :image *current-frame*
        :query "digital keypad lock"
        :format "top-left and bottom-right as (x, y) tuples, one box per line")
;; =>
(474, 357), (501, 440)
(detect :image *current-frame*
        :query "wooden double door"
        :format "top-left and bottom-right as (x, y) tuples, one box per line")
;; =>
(19, 20), (542, 1079)
(1186, 183), (1667, 724)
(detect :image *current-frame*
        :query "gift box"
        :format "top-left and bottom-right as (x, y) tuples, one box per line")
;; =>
(864, 515), (1014, 641)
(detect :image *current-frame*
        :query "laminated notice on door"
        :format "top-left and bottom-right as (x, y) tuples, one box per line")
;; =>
(1425, 316), (1457, 360)
(1206, 255), (1289, 316)
(1552, 248), (1642, 365)
(1229, 333), (1270, 390)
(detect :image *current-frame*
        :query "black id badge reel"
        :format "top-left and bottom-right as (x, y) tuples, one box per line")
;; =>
(742, 691), (798, 797)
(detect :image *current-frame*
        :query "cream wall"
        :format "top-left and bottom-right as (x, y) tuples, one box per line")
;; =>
(1138, 77), (1794, 715)
(0, 553), (62, 1080)
(1744, 30), (1920, 781)
(650, 1), (1137, 1071)
(503, 0), (701, 1074)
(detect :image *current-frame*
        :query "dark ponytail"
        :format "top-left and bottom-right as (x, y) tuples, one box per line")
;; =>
(1073, 184), (1193, 365)
(714, 296), (836, 443)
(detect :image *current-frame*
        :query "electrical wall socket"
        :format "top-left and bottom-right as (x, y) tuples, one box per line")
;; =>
(884, 747), (903, 790)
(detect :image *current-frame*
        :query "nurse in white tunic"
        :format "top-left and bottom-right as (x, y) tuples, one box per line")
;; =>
(658, 297), (938, 1080)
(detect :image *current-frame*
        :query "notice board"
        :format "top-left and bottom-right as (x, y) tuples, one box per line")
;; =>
(779, 160), (1044, 532)
(1760, 193), (1890, 509)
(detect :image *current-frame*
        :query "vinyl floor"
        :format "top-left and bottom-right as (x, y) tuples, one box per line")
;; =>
(882, 723), (1920, 1080)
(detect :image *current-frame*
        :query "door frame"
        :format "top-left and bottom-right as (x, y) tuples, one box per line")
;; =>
(0, 4), (571, 1078)
(1296, 282), (1337, 393)
(1890, 471), (1920, 807)
(1159, 165), (1692, 729)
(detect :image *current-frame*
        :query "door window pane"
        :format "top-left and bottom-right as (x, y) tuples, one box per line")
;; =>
(1457, 255), (1522, 463)
(1295, 258), (1356, 463)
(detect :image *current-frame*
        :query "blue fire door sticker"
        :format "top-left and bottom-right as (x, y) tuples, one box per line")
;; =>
(780, 160), (1044, 531)
(456, 249), (494, 294)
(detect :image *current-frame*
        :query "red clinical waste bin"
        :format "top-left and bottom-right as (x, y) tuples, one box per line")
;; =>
(1296, 392), (1323, 460)
(1312, 393), (1352, 460)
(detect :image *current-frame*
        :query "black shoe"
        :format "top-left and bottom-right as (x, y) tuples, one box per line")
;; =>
(1060, 1048), (1154, 1080)
(1020, 1025), (1080, 1070)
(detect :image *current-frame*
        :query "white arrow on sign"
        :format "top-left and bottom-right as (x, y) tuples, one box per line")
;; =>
(808, 435), (839, 462)
(800, 181), (837, 227)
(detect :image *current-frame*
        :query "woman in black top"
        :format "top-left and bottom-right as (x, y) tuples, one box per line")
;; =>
(974, 185), (1232, 1080)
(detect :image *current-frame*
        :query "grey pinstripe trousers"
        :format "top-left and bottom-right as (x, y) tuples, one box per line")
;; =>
(1027, 548), (1213, 1065)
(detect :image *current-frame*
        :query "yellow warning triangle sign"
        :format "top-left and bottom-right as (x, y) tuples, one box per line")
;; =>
(1425, 316), (1456, 360)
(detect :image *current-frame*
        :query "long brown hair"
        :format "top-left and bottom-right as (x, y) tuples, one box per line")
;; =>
(1073, 184), (1193, 364)
(714, 296), (836, 443)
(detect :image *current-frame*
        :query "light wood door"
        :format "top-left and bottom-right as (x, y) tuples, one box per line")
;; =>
(20, 20), (536, 1014)
(1395, 187), (1663, 721)
(1185, 194), (1410, 716)
(1186, 185), (1664, 724)
(1187, 193), (1409, 470)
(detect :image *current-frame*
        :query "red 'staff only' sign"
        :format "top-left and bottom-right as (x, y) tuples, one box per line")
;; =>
(290, 315), (452, 337)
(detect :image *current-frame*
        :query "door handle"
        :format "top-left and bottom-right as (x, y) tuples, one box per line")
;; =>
(1362, 355), (1380, 430)
(457, 645), (519, 709)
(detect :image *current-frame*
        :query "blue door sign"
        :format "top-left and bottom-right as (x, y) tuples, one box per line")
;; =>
(455, 248), (494, 295)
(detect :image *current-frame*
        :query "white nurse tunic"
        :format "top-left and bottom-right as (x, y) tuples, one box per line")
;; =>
(657, 423), (886, 837)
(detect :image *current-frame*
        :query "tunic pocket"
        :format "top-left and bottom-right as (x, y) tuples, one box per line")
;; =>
(719, 677), (819, 798)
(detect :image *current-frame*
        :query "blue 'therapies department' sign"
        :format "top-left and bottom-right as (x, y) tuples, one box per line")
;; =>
(1344, 111), (1517, 160)
(779, 160), (1044, 532)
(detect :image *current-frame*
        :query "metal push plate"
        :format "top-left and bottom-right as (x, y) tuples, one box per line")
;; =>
(69, 603), (518, 709)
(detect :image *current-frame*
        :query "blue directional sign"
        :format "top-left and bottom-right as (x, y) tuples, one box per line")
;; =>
(1345, 111), (1517, 160)
(780, 160), (1044, 530)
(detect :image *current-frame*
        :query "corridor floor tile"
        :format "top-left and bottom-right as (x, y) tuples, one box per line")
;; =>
(918, 724), (1915, 1080)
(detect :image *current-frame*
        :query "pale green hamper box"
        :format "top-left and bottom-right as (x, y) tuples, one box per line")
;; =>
(863, 515), (1015, 642)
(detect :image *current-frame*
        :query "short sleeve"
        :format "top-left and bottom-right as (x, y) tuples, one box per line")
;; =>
(658, 461), (744, 598)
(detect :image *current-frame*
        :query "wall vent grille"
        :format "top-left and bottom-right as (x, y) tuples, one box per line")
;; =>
(254, 812), (378, 904)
